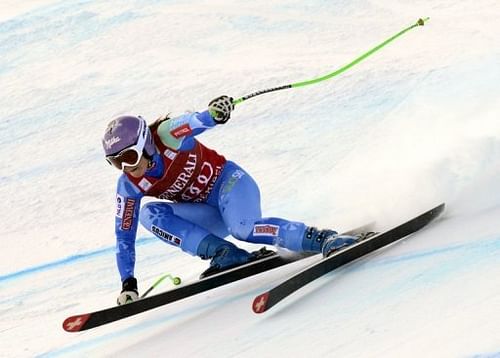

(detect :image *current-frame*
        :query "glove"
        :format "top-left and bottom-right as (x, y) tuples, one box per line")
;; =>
(117, 277), (139, 305)
(208, 95), (234, 124)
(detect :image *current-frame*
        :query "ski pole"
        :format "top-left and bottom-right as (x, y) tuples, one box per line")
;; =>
(232, 17), (429, 106)
(141, 273), (182, 298)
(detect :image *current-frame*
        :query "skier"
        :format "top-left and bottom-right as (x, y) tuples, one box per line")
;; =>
(102, 95), (360, 305)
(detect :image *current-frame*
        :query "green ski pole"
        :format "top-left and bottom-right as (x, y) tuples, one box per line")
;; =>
(141, 273), (182, 298)
(232, 18), (429, 106)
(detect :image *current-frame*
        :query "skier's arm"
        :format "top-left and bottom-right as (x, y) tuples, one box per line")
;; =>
(114, 175), (143, 282)
(157, 95), (234, 150)
(156, 110), (214, 150)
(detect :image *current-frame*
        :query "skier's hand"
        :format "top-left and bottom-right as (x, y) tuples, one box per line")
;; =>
(117, 277), (139, 305)
(208, 95), (234, 124)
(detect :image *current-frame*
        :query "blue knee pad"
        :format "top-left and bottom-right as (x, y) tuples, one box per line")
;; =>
(139, 202), (175, 227)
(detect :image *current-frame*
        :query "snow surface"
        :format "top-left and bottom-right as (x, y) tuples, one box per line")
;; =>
(1, 0), (499, 357)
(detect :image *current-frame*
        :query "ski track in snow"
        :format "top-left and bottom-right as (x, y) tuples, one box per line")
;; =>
(1, 0), (500, 357)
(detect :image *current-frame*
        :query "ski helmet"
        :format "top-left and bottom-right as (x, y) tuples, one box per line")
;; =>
(102, 115), (156, 169)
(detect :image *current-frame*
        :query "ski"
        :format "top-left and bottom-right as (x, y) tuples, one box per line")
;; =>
(63, 250), (313, 332)
(252, 203), (445, 314)
(62, 224), (373, 332)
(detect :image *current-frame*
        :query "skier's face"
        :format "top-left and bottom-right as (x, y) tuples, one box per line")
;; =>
(123, 156), (149, 177)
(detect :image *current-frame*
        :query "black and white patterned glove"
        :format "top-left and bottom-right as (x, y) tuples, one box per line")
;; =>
(116, 277), (139, 305)
(208, 95), (234, 124)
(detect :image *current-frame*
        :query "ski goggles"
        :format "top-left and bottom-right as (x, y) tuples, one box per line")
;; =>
(106, 119), (147, 170)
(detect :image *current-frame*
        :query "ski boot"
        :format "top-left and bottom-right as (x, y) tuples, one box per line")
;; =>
(321, 230), (378, 258)
(198, 235), (275, 278)
(302, 226), (374, 258)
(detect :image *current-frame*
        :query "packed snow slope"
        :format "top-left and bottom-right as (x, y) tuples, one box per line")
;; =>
(1, 0), (499, 357)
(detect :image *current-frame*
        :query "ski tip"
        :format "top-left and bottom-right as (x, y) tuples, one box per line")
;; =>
(62, 313), (91, 332)
(252, 292), (270, 314)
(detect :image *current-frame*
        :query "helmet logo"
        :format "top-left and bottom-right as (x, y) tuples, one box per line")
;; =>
(104, 136), (121, 149)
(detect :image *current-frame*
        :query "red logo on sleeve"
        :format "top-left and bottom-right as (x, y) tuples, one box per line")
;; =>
(170, 123), (192, 139)
(121, 198), (136, 230)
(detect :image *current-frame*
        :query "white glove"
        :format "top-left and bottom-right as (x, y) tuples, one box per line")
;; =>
(117, 290), (139, 305)
(208, 95), (234, 124)
(117, 277), (139, 305)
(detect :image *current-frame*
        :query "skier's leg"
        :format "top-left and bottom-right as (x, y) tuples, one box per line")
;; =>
(139, 202), (251, 268)
(212, 163), (266, 242)
(214, 162), (358, 254)
(249, 218), (359, 256)
(213, 163), (304, 247)
(169, 202), (229, 239)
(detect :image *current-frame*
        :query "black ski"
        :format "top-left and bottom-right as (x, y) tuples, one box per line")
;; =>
(62, 223), (373, 332)
(252, 203), (445, 314)
(63, 250), (314, 332)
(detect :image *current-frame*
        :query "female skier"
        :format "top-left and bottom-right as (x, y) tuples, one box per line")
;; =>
(102, 95), (358, 305)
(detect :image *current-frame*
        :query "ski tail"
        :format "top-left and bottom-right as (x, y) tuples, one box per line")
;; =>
(63, 247), (309, 331)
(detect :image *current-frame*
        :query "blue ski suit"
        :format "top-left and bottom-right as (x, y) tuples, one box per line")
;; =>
(113, 110), (308, 281)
